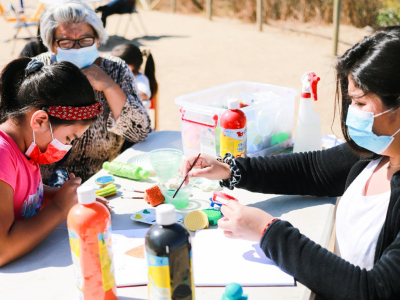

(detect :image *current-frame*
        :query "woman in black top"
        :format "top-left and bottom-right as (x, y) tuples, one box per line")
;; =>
(19, 22), (47, 58)
(181, 27), (400, 299)
(96, 0), (136, 27)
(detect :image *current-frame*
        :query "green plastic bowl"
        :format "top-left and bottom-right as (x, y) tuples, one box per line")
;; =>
(150, 148), (183, 181)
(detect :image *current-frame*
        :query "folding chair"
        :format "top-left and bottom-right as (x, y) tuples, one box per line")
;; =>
(1, 2), (43, 54)
(114, 2), (148, 37)
(0, 2), (17, 21)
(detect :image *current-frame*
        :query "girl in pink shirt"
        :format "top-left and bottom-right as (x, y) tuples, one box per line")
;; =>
(0, 57), (106, 266)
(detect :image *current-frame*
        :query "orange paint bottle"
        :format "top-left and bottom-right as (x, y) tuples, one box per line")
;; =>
(67, 186), (117, 300)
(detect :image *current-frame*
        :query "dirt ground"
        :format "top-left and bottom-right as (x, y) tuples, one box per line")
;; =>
(0, 1), (371, 138)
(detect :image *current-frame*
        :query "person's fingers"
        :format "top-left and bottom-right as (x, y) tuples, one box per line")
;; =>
(186, 157), (206, 171)
(96, 198), (109, 204)
(220, 203), (235, 219)
(68, 176), (82, 186)
(217, 216), (234, 231)
(104, 203), (112, 212)
(81, 68), (97, 81)
(223, 230), (235, 238)
(96, 198), (112, 212)
(181, 158), (192, 184)
(196, 157), (208, 167)
(68, 173), (81, 186)
(101, 202), (112, 212)
(181, 158), (191, 176)
(182, 156), (209, 183)
(188, 167), (213, 178)
(180, 157), (191, 177)
(225, 199), (241, 210)
(218, 216), (229, 223)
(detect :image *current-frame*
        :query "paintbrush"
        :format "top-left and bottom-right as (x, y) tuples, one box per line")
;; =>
(172, 153), (201, 201)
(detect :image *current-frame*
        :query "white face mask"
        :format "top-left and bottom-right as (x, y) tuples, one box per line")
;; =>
(346, 105), (400, 154)
(55, 43), (99, 69)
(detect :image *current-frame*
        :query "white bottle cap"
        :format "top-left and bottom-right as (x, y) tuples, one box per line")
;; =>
(77, 185), (96, 205)
(156, 204), (176, 225)
(227, 98), (239, 110)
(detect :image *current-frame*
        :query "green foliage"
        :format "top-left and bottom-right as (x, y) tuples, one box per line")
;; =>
(377, 7), (400, 27)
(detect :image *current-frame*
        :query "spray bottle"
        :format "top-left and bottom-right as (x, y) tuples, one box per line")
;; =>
(293, 72), (322, 153)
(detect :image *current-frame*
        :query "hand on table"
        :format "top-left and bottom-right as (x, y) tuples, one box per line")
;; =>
(95, 195), (112, 212)
(81, 64), (116, 92)
(52, 173), (81, 216)
(180, 153), (231, 185)
(218, 200), (275, 242)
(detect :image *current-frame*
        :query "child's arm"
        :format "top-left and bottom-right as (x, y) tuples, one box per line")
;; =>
(260, 219), (400, 299)
(43, 183), (111, 212)
(235, 142), (360, 197)
(0, 176), (81, 267)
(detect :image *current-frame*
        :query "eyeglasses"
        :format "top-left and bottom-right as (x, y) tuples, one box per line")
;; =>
(55, 37), (96, 50)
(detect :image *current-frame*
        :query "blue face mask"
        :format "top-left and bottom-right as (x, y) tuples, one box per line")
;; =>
(346, 105), (400, 154)
(55, 43), (99, 69)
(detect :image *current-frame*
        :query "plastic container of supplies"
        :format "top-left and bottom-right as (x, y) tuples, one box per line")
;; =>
(175, 81), (298, 157)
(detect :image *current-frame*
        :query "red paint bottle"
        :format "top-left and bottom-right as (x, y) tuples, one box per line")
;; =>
(220, 98), (247, 158)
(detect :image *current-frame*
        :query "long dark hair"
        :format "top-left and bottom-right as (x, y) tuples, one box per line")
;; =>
(335, 28), (400, 154)
(111, 43), (158, 98)
(0, 58), (97, 127)
(36, 23), (47, 54)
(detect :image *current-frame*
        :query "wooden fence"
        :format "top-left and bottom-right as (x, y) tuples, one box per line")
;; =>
(138, 0), (343, 55)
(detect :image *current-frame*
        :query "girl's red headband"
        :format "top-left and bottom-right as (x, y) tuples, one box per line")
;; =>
(43, 103), (103, 120)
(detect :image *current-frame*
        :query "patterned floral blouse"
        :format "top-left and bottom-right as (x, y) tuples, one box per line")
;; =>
(35, 52), (151, 183)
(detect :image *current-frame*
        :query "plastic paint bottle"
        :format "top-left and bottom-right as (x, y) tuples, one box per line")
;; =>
(220, 98), (247, 158)
(145, 204), (195, 299)
(103, 161), (150, 180)
(221, 283), (248, 300)
(293, 72), (322, 153)
(67, 185), (117, 300)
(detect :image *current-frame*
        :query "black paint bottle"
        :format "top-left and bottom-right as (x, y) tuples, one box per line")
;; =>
(145, 204), (195, 300)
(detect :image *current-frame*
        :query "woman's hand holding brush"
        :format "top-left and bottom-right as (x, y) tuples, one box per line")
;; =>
(180, 153), (231, 185)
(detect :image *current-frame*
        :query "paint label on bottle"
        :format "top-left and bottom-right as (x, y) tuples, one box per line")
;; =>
(68, 229), (84, 298)
(220, 127), (247, 158)
(147, 252), (195, 300)
(98, 225), (116, 292)
(147, 253), (172, 299)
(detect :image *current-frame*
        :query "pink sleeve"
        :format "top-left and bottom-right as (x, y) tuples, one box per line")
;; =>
(0, 144), (17, 192)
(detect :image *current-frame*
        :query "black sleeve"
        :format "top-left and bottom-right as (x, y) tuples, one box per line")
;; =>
(19, 41), (39, 58)
(235, 143), (360, 197)
(261, 220), (400, 300)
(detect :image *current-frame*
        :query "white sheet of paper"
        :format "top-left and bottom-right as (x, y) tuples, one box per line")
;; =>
(193, 229), (295, 286)
(112, 229), (149, 287)
(112, 228), (294, 287)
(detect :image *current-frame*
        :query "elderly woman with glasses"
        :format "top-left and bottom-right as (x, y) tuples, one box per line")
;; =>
(34, 0), (151, 184)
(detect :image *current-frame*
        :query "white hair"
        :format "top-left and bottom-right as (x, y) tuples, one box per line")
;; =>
(40, 0), (108, 50)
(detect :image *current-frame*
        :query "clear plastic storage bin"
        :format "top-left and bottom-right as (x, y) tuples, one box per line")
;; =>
(175, 81), (298, 158)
